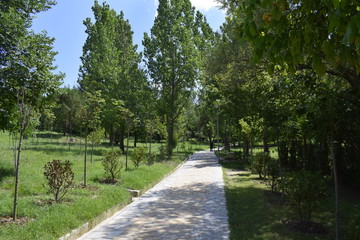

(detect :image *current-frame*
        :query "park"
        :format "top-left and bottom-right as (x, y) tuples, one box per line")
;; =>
(1, 0), (359, 239)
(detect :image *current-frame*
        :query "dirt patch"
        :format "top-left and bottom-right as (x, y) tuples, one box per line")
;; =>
(0, 216), (33, 226)
(35, 198), (74, 206)
(35, 199), (54, 206)
(282, 219), (329, 235)
(77, 184), (100, 190)
(99, 178), (118, 184)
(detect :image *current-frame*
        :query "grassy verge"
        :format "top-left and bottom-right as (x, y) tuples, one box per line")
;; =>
(222, 161), (360, 240)
(0, 131), (208, 239)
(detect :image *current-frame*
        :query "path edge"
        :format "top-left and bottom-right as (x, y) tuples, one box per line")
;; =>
(59, 153), (193, 240)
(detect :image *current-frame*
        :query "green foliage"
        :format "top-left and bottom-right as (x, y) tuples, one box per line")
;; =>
(130, 147), (147, 168)
(222, 161), (359, 239)
(79, 0), (148, 147)
(43, 160), (74, 203)
(347, 215), (360, 240)
(89, 127), (105, 145)
(143, 0), (214, 155)
(218, 0), (360, 92)
(281, 170), (328, 223)
(102, 148), (123, 181)
(146, 152), (157, 166)
(252, 152), (271, 179)
(158, 145), (168, 161)
(265, 158), (280, 192)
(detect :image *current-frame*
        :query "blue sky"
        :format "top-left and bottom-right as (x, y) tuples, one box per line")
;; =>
(31, 0), (225, 87)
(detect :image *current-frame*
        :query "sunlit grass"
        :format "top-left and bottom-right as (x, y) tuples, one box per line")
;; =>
(0, 131), (208, 239)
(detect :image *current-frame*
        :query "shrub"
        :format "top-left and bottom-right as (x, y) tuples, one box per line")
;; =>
(158, 145), (167, 161)
(347, 215), (360, 239)
(44, 160), (74, 203)
(102, 148), (123, 181)
(252, 152), (271, 179)
(146, 152), (157, 165)
(131, 147), (147, 168)
(281, 170), (328, 223)
(266, 158), (280, 192)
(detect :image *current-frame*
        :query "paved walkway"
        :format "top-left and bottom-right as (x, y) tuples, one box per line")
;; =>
(77, 150), (229, 240)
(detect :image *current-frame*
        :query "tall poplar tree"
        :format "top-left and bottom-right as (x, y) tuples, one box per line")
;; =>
(79, 1), (144, 150)
(143, 0), (214, 156)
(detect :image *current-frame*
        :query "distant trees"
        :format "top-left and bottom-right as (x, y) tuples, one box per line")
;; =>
(53, 87), (84, 135)
(143, 0), (214, 156)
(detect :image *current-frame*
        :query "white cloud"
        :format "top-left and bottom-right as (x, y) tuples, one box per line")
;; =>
(153, 0), (220, 17)
(190, 0), (219, 11)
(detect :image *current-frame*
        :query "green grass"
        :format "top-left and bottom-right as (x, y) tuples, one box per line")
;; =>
(0, 131), (209, 239)
(222, 161), (360, 240)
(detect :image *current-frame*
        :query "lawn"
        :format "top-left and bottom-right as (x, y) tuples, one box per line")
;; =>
(222, 161), (360, 240)
(0, 131), (209, 239)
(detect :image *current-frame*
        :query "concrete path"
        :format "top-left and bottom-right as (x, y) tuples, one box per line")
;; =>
(77, 150), (229, 240)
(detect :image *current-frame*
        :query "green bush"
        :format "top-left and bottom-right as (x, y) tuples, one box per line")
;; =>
(347, 215), (360, 239)
(43, 160), (74, 203)
(158, 145), (167, 161)
(265, 158), (280, 192)
(146, 152), (157, 165)
(102, 148), (124, 181)
(252, 152), (271, 179)
(131, 147), (147, 168)
(281, 170), (328, 223)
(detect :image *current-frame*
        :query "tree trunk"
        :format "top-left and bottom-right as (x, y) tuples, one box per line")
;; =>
(331, 132), (339, 240)
(262, 126), (269, 179)
(125, 129), (129, 171)
(276, 130), (285, 198)
(167, 120), (175, 157)
(119, 125), (125, 153)
(90, 132), (94, 163)
(109, 124), (115, 147)
(12, 133), (18, 170)
(134, 131), (137, 148)
(243, 137), (249, 161)
(13, 130), (24, 221)
(84, 135), (87, 187)
(263, 125), (269, 153)
(149, 132), (152, 153)
(209, 136), (213, 151)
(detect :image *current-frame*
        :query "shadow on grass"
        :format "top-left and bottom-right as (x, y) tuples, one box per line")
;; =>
(24, 145), (105, 157)
(33, 133), (63, 139)
(222, 161), (333, 240)
(0, 166), (13, 182)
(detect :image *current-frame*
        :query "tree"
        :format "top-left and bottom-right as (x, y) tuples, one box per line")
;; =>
(0, 31), (62, 221)
(0, 0), (56, 130)
(79, 1), (145, 150)
(80, 90), (105, 187)
(217, 0), (360, 94)
(143, 0), (214, 156)
(102, 148), (124, 182)
(43, 160), (74, 203)
(53, 87), (84, 136)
